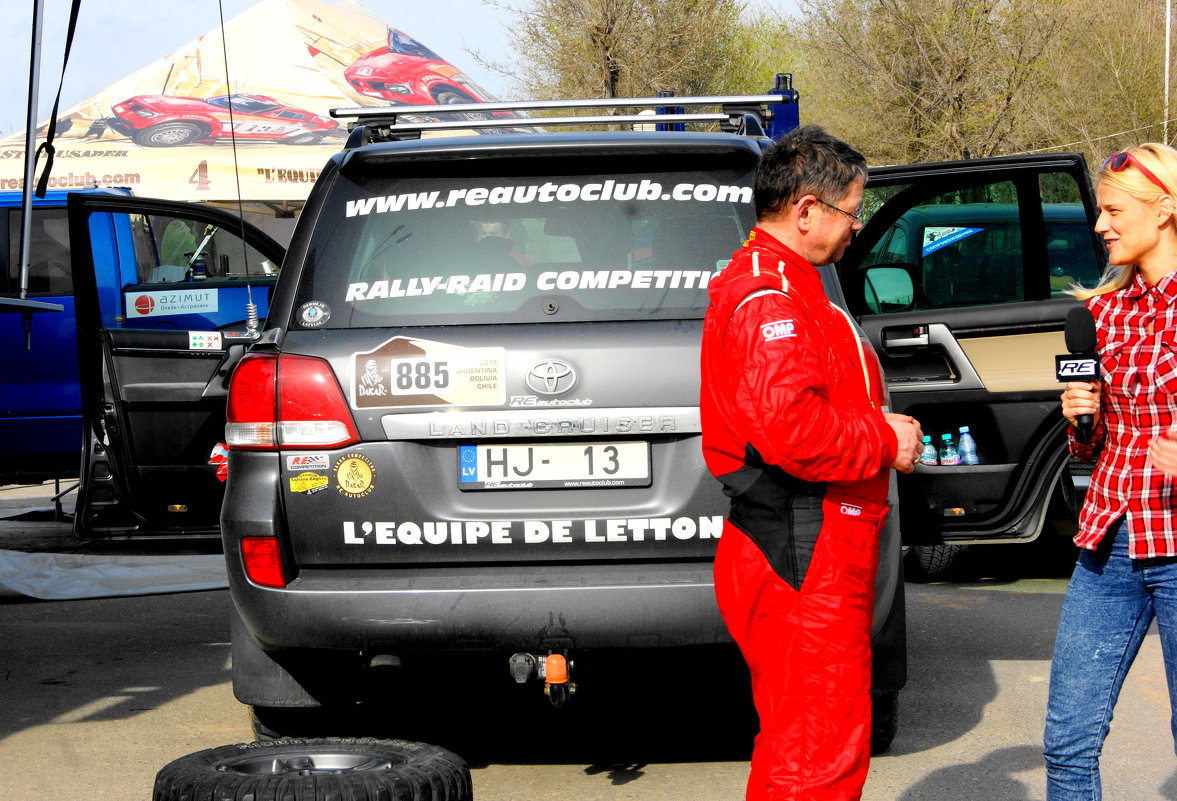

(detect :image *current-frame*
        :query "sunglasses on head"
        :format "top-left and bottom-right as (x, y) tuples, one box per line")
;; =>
(1103, 151), (1173, 196)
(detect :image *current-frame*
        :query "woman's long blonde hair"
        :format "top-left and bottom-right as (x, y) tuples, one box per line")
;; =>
(1072, 142), (1177, 300)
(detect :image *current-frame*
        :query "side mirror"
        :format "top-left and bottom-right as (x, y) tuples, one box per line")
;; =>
(864, 266), (915, 313)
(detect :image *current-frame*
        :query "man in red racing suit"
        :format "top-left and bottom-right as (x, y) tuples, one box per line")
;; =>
(700, 126), (922, 800)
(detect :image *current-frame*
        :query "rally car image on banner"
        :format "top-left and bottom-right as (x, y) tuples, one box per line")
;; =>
(344, 29), (496, 106)
(106, 94), (341, 147)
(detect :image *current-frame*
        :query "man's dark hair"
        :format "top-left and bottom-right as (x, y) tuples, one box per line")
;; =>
(754, 125), (867, 221)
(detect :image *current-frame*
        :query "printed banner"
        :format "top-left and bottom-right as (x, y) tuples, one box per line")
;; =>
(0, 0), (507, 203)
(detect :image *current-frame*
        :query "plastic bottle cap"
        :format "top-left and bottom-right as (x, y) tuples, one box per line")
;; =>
(959, 426), (970, 433)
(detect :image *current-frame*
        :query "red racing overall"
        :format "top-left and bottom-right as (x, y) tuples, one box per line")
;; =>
(700, 228), (896, 800)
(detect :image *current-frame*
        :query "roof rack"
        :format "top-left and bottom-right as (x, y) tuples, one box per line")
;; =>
(332, 73), (801, 146)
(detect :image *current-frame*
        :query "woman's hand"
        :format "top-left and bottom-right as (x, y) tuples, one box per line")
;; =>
(1060, 381), (1101, 429)
(1149, 430), (1177, 477)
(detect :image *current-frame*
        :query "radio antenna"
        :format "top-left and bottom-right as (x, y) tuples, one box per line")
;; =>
(216, 0), (259, 340)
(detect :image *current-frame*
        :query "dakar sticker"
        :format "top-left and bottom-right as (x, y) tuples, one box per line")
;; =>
(350, 336), (506, 410)
(296, 301), (331, 328)
(333, 453), (376, 499)
(289, 472), (329, 494)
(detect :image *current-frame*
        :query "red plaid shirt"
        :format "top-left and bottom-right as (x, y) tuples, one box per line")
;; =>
(1071, 269), (1177, 558)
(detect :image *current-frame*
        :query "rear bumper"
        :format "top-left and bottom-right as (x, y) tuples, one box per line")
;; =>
(227, 560), (730, 651)
(221, 451), (901, 654)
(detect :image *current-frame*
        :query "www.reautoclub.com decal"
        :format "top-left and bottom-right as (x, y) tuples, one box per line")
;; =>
(351, 336), (505, 410)
(345, 180), (752, 217)
(342, 516), (724, 546)
(345, 268), (714, 302)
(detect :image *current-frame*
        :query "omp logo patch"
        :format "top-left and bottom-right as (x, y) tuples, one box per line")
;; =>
(840, 503), (863, 517)
(761, 319), (797, 341)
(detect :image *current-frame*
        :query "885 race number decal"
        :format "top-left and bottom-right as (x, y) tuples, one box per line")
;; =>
(351, 336), (506, 409)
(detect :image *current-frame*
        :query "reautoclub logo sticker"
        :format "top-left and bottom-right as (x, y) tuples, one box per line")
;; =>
(333, 453), (376, 499)
(125, 289), (218, 318)
(350, 336), (505, 410)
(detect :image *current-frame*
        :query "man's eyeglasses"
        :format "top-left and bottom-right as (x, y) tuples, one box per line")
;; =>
(815, 197), (864, 225)
(1103, 151), (1173, 197)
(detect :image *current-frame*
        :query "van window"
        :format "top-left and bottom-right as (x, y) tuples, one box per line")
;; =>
(4, 207), (72, 296)
(295, 165), (756, 327)
(858, 173), (1101, 313)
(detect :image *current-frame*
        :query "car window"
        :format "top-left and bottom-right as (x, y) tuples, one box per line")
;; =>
(295, 163), (756, 327)
(5, 207), (72, 296)
(125, 212), (279, 285)
(858, 172), (1102, 313)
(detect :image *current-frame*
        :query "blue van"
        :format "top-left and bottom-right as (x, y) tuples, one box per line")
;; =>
(0, 189), (282, 488)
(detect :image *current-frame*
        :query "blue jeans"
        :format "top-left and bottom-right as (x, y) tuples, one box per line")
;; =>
(1043, 520), (1177, 800)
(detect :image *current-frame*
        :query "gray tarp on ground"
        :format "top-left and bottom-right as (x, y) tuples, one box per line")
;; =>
(0, 549), (227, 600)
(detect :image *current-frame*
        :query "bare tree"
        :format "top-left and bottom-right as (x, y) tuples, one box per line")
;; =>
(796, 0), (1067, 163)
(1030, 0), (1171, 167)
(474, 0), (751, 101)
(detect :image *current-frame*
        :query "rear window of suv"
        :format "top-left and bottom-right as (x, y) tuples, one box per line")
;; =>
(292, 158), (756, 327)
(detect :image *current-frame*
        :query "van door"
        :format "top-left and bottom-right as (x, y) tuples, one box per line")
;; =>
(67, 193), (285, 537)
(837, 153), (1104, 544)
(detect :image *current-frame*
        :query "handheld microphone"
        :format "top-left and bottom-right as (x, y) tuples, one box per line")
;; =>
(1056, 305), (1098, 444)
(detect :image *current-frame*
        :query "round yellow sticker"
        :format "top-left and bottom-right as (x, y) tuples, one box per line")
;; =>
(333, 453), (376, 499)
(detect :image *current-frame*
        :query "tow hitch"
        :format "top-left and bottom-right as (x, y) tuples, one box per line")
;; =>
(508, 652), (576, 707)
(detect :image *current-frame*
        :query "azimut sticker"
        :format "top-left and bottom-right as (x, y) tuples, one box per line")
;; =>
(125, 288), (218, 318)
(351, 336), (505, 409)
(342, 516), (724, 545)
(333, 453), (376, 499)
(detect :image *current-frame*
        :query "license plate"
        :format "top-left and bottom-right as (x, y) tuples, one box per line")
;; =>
(458, 441), (650, 490)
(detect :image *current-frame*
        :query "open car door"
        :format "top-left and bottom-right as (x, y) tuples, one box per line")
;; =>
(68, 194), (285, 537)
(837, 153), (1105, 546)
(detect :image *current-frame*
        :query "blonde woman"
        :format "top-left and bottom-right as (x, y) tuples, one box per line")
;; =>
(1047, 143), (1177, 800)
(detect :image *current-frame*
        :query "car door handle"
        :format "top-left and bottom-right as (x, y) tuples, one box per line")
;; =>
(882, 325), (929, 349)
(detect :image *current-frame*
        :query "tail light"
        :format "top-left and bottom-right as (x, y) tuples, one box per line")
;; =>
(241, 536), (286, 588)
(226, 353), (359, 450)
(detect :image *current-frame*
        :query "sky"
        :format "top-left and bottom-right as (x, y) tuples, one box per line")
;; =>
(2, 0), (797, 139)
(0, 0), (516, 137)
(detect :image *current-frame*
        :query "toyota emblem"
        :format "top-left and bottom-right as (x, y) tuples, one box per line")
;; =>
(526, 360), (577, 395)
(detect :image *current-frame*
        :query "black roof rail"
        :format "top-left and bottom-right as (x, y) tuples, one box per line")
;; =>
(332, 92), (792, 146)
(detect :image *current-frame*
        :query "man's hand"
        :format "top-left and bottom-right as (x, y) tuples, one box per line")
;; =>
(885, 412), (923, 474)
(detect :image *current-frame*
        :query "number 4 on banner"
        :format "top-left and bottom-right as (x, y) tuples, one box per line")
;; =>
(189, 160), (211, 191)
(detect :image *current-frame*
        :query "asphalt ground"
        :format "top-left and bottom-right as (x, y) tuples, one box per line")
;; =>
(1, 482), (1175, 800)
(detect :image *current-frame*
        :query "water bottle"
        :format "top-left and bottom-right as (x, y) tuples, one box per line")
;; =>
(939, 433), (961, 465)
(958, 426), (979, 465)
(919, 435), (938, 466)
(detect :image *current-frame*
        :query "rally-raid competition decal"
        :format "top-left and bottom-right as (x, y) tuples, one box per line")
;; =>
(351, 336), (505, 410)
(334, 453), (376, 499)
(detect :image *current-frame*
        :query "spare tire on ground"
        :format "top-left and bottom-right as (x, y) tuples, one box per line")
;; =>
(152, 738), (471, 801)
